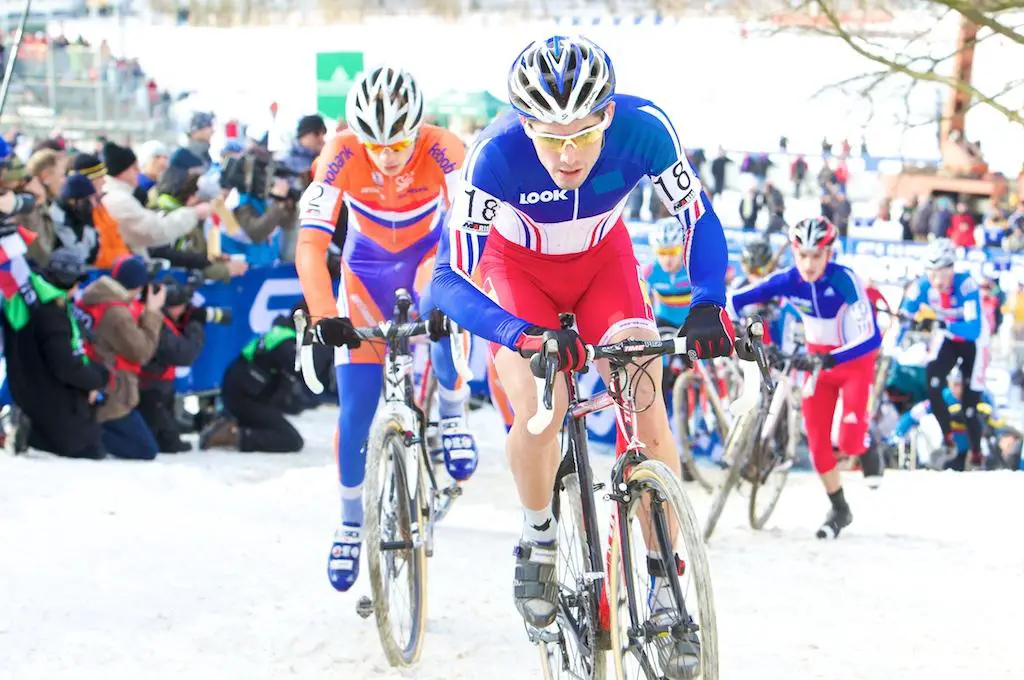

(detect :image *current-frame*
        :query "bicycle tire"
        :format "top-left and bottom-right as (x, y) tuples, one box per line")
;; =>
(608, 459), (719, 680)
(364, 417), (428, 667)
(702, 408), (758, 542)
(672, 374), (720, 494)
(539, 464), (607, 680)
(420, 373), (462, 522)
(748, 398), (792, 530)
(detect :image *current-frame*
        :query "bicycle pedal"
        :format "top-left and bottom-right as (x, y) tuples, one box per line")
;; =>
(443, 484), (463, 498)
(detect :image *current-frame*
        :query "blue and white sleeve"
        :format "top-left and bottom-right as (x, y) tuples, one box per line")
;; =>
(726, 270), (790, 319)
(431, 140), (531, 349)
(947, 276), (983, 341)
(639, 103), (727, 308)
(829, 267), (882, 364)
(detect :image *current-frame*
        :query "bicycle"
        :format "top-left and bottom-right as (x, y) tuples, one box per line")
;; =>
(522, 315), (767, 679)
(293, 289), (471, 667)
(672, 357), (735, 493)
(702, 340), (807, 541)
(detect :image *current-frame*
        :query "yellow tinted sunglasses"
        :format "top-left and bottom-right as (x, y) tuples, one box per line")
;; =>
(524, 112), (611, 152)
(364, 137), (415, 154)
(655, 245), (684, 257)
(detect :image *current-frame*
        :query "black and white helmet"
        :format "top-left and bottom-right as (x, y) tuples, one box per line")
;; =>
(345, 66), (424, 145)
(790, 216), (838, 251)
(924, 237), (956, 270)
(507, 35), (616, 124)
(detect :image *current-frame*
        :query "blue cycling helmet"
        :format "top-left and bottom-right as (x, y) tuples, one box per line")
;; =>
(650, 219), (685, 250)
(507, 35), (616, 124)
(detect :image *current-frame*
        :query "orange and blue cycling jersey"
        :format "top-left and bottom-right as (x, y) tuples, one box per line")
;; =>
(295, 124), (465, 365)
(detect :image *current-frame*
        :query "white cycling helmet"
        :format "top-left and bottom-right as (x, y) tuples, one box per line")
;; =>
(924, 237), (956, 270)
(790, 216), (838, 252)
(345, 66), (424, 145)
(507, 35), (616, 124)
(650, 219), (685, 250)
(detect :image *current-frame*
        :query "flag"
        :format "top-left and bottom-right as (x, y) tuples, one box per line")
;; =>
(0, 230), (31, 301)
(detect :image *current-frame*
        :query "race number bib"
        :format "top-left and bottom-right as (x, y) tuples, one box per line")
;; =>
(299, 182), (342, 228)
(651, 157), (703, 214)
(450, 183), (501, 234)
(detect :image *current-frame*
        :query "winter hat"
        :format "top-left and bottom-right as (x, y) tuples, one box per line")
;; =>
(102, 141), (137, 177)
(2, 156), (27, 183)
(111, 255), (149, 290)
(189, 111), (215, 134)
(59, 173), (97, 202)
(71, 153), (107, 181)
(169, 147), (204, 172)
(44, 247), (88, 290)
(136, 140), (167, 169)
(296, 114), (327, 138)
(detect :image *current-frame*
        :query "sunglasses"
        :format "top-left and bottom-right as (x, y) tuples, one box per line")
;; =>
(364, 137), (415, 154)
(655, 245), (684, 257)
(524, 112), (611, 152)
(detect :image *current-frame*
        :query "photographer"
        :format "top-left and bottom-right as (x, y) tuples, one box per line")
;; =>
(137, 276), (207, 453)
(147, 165), (248, 282)
(0, 248), (108, 459)
(199, 302), (305, 454)
(76, 255), (164, 460)
(219, 143), (299, 266)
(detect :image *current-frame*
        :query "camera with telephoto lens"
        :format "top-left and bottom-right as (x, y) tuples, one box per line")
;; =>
(220, 153), (304, 202)
(157, 271), (233, 325)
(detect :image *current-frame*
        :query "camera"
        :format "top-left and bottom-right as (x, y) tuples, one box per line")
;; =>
(220, 153), (306, 202)
(156, 271), (233, 325)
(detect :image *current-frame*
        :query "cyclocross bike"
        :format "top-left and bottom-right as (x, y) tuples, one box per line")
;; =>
(522, 314), (769, 680)
(294, 289), (471, 667)
(702, 338), (807, 541)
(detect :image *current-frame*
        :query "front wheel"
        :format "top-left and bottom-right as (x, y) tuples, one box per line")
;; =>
(702, 408), (759, 542)
(748, 397), (793, 530)
(363, 417), (428, 667)
(672, 373), (725, 494)
(608, 460), (718, 679)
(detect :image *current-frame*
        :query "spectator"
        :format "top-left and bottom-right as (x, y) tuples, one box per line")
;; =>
(900, 196), (917, 241)
(50, 173), (100, 264)
(1, 247), (107, 459)
(185, 111), (215, 169)
(790, 154), (808, 198)
(8, 155), (54, 264)
(100, 141), (213, 251)
(76, 255), (165, 460)
(279, 114), (326, 176)
(709, 147), (730, 200)
(828, 184), (852, 237)
(762, 180), (786, 234)
(739, 185), (761, 231)
(72, 153), (131, 268)
(930, 197), (953, 239)
(138, 280), (206, 452)
(27, 148), (68, 197)
(199, 305), (305, 454)
(911, 194), (933, 242)
(135, 140), (169, 200)
(947, 200), (977, 247)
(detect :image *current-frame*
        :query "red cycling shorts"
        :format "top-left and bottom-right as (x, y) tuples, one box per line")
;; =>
(477, 222), (656, 351)
(802, 346), (878, 474)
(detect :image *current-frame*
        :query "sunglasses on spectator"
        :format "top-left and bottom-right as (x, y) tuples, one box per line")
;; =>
(364, 137), (415, 154)
(524, 111), (611, 152)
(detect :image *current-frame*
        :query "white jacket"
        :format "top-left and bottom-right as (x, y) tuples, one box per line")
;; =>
(101, 176), (200, 249)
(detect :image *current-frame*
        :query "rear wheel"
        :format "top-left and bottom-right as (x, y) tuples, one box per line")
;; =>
(703, 408), (760, 542)
(748, 397), (793, 530)
(673, 374), (722, 493)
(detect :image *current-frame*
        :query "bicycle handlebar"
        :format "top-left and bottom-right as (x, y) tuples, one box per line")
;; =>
(522, 323), (769, 436)
(291, 311), (473, 395)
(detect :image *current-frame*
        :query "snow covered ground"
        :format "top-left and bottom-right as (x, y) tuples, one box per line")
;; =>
(1, 404), (1021, 680)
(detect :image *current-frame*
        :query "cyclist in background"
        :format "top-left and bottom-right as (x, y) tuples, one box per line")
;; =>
(644, 218), (692, 330)
(731, 238), (802, 352)
(430, 35), (737, 677)
(898, 238), (990, 468)
(729, 217), (882, 538)
(295, 66), (477, 594)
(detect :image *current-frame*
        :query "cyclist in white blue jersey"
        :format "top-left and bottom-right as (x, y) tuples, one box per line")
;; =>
(428, 35), (737, 677)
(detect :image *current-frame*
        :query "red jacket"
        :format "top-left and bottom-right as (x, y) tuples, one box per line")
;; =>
(947, 214), (977, 247)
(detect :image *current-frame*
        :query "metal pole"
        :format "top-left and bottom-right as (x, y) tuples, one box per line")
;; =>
(0, 0), (35, 119)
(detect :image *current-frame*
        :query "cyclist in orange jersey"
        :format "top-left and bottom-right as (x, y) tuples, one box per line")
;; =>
(294, 66), (476, 593)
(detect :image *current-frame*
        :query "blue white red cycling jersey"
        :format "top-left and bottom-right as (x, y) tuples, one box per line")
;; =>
(430, 94), (729, 349)
(899, 271), (989, 344)
(727, 262), (881, 364)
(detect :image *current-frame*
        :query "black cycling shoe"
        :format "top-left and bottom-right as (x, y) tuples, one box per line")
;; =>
(816, 505), (853, 539)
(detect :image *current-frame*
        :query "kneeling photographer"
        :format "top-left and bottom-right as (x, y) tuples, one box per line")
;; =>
(218, 144), (299, 266)
(137, 274), (231, 452)
(199, 302), (306, 453)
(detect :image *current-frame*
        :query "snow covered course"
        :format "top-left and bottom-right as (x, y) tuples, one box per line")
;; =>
(1, 404), (1020, 680)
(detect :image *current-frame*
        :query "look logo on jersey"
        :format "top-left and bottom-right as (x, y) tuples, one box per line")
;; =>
(519, 190), (569, 204)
